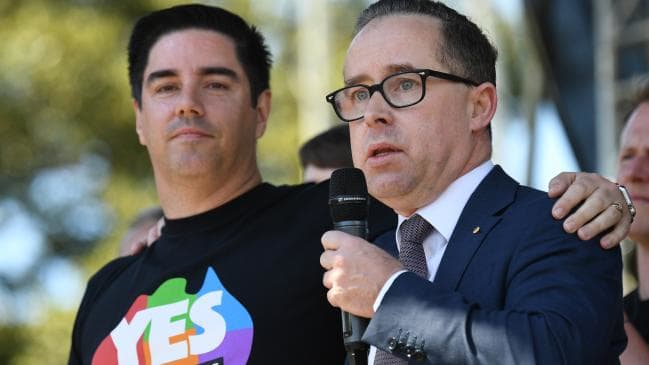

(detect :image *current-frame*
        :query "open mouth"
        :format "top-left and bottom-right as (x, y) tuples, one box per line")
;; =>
(366, 143), (403, 166)
(371, 146), (400, 157)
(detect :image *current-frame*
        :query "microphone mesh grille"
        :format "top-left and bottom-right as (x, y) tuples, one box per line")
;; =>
(329, 168), (369, 222)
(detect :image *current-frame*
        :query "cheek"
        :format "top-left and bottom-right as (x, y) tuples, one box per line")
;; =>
(617, 162), (633, 182)
(349, 126), (365, 165)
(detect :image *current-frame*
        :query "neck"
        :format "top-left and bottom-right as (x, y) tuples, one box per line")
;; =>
(391, 150), (491, 217)
(156, 166), (262, 219)
(637, 243), (649, 300)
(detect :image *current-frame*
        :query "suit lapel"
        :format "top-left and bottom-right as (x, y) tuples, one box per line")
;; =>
(433, 165), (518, 292)
(373, 230), (398, 257)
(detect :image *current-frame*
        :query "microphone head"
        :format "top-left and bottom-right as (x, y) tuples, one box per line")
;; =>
(329, 168), (369, 222)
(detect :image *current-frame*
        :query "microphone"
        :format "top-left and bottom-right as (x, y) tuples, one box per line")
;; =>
(329, 168), (370, 365)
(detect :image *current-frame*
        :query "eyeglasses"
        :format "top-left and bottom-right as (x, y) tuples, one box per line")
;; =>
(325, 69), (479, 122)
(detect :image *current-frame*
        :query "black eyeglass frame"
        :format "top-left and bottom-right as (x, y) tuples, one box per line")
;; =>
(325, 68), (480, 122)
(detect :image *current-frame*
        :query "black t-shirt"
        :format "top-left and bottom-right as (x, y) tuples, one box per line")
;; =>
(624, 289), (649, 342)
(68, 182), (395, 365)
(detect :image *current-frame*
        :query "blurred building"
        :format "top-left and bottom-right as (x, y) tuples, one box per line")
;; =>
(526, 0), (649, 176)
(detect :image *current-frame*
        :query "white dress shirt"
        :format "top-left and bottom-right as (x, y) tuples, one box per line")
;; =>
(368, 160), (494, 364)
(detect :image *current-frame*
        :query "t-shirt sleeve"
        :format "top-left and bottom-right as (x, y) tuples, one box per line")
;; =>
(67, 256), (135, 363)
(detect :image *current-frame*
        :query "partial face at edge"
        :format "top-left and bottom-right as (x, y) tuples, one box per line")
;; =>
(617, 102), (649, 244)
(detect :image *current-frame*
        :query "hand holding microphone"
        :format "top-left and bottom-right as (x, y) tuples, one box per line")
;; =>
(321, 168), (403, 364)
(320, 230), (401, 318)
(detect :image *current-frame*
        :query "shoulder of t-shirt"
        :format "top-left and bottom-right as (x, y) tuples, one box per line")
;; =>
(262, 181), (396, 238)
(82, 255), (139, 307)
(264, 181), (330, 207)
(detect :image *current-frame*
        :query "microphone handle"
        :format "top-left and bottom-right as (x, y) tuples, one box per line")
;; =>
(333, 220), (370, 365)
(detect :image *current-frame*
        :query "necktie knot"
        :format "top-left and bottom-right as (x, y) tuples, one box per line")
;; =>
(399, 214), (434, 244)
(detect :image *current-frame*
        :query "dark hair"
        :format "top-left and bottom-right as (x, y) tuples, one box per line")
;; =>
(128, 4), (272, 107)
(356, 0), (497, 86)
(299, 125), (353, 169)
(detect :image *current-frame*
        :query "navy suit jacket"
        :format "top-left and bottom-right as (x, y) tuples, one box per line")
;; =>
(364, 166), (626, 364)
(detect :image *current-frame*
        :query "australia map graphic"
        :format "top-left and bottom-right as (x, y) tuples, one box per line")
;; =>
(92, 267), (253, 365)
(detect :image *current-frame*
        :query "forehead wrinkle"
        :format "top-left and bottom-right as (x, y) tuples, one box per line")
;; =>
(344, 63), (417, 86)
(145, 29), (244, 80)
(344, 14), (447, 80)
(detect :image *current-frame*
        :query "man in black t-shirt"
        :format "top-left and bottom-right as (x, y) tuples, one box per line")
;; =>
(68, 6), (363, 364)
(69, 4), (632, 364)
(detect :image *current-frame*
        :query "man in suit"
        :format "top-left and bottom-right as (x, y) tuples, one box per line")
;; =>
(320, 1), (627, 363)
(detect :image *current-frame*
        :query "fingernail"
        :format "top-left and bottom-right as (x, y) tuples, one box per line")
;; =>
(553, 207), (564, 217)
(565, 220), (575, 232)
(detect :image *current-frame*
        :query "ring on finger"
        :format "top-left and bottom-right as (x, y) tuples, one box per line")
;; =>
(611, 202), (623, 213)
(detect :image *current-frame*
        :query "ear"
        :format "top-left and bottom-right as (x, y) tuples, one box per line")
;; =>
(467, 82), (497, 133)
(254, 90), (272, 139)
(133, 99), (147, 146)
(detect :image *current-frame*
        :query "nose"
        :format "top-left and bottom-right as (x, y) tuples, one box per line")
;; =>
(175, 88), (205, 117)
(361, 89), (392, 126)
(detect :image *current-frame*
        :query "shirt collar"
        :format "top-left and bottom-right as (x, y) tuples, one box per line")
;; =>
(398, 160), (494, 242)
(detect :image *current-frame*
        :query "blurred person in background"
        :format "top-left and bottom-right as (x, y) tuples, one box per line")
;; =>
(299, 124), (354, 183)
(619, 80), (649, 364)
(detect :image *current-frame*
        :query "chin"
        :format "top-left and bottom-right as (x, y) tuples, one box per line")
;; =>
(171, 156), (217, 175)
(367, 174), (410, 200)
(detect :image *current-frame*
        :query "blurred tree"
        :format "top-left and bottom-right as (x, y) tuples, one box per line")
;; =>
(0, 325), (26, 364)
(8, 309), (75, 365)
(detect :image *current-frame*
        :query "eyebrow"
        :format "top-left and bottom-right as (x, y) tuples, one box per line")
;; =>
(344, 63), (416, 86)
(145, 66), (240, 85)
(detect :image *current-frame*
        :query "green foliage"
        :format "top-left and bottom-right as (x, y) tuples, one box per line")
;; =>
(0, 1), (144, 179)
(8, 309), (76, 365)
(0, 325), (27, 364)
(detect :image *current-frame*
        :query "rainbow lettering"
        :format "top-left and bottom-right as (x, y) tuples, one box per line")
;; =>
(92, 267), (253, 364)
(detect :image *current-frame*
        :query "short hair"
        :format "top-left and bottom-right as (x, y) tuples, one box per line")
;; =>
(127, 4), (272, 107)
(622, 78), (649, 125)
(355, 0), (497, 86)
(299, 125), (353, 169)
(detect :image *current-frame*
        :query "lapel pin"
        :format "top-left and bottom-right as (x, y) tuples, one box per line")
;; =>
(472, 226), (480, 234)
